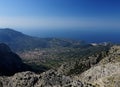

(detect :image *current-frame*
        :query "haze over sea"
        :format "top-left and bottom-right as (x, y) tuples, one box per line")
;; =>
(0, 0), (120, 43)
(16, 28), (119, 43)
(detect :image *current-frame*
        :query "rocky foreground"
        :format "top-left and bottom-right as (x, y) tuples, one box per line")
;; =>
(0, 45), (120, 87)
(0, 70), (83, 87)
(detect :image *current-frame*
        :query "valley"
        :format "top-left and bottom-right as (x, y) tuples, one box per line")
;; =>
(0, 29), (120, 87)
(0, 28), (119, 87)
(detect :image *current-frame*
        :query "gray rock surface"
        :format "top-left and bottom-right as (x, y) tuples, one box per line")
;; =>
(0, 70), (83, 87)
(74, 45), (120, 87)
(77, 63), (120, 82)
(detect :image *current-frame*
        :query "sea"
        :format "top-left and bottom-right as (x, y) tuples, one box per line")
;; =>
(18, 27), (120, 43)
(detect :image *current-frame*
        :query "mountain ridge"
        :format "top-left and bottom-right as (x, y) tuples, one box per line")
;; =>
(0, 28), (90, 52)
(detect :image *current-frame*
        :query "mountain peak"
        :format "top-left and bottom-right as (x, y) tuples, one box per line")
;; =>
(0, 28), (23, 34)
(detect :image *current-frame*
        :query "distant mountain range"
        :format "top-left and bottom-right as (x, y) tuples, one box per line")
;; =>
(0, 28), (91, 52)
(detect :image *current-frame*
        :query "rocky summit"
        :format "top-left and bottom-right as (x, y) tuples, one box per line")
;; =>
(0, 70), (83, 87)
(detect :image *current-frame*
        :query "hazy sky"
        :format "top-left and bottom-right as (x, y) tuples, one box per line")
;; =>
(0, 0), (120, 29)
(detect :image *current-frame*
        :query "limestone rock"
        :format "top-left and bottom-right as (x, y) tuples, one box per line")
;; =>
(0, 70), (83, 87)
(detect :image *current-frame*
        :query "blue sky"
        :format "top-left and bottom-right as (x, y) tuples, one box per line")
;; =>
(0, 0), (120, 29)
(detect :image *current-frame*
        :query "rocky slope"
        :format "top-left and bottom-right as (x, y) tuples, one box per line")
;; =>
(0, 44), (120, 87)
(74, 45), (120, 87)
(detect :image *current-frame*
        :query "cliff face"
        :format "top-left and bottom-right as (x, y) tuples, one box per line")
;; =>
(0, 43), (24, 75)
